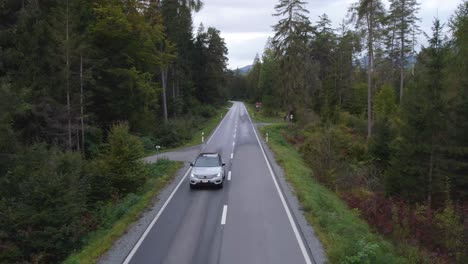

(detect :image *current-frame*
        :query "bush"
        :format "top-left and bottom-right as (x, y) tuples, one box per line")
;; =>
(342, 239), (380, 264)
(339, 112), (367, 137)
(153, 118), (197, 147)
(140, 136), (156, 152)
(300, 126), (341, 189)
(87, 123), (148, 202)
(0, 144), (89, 263)
(434, 203), (464, 259)
(300, 125), (367, 191)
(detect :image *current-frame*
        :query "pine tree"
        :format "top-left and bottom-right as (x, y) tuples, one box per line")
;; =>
(446, 1), (468, 202)
(386, 19), (449, 206)
(246, 54), (262, 101)
(258, 41), (281, 115)
(311, 14), (339, 122)
(336, 22), (360, 110)
(272, 0), (313, 117)
(349, 0), (386, 138)
(388, 0), (420, 102)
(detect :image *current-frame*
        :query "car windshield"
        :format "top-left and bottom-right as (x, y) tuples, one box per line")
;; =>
(194, 156), (220, 167)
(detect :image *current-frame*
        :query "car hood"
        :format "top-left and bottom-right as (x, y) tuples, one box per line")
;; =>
(191, 166), (222, 176)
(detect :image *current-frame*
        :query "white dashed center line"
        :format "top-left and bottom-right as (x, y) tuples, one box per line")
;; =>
(221, 205), (228, 225)
(230, 153), (234, 159)
(228, 171), (231, 181)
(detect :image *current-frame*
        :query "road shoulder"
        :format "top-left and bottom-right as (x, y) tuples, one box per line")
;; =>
(250, 125), (327, 264)
(97, 161), (191, 264)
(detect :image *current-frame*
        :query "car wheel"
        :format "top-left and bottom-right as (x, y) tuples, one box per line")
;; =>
(190, 184), (196, 190)
(218, 181), (224, 189)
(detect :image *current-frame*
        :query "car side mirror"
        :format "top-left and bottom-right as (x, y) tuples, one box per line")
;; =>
(222, 163), (226, 166)
(189, 162), (193, 166)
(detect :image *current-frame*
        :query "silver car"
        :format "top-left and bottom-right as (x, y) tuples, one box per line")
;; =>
(189, 153), (225, 189)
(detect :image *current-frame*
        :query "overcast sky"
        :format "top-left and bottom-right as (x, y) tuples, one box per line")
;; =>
(193, 0), (463, 69)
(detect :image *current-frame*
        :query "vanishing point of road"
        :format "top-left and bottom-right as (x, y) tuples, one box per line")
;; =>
(123, 102), (317, 264)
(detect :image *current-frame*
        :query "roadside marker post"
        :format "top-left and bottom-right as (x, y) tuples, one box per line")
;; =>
(266, 132), (269, 143)
(202, 132), (205, 144)
(155, 145), (161, 161)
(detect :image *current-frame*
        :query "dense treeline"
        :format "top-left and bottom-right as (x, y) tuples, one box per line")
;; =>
(242, 0), (467, 261)
(0, 0), (228, 262)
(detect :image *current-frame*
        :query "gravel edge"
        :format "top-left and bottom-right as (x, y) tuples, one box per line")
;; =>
(254, 123), (328, 264)
(97, 162), (192, 264)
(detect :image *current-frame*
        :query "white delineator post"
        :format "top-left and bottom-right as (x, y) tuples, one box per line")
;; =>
(266, 132), (269, 143)
(155, 145), (161, 161)
(202, 132), (205, 144)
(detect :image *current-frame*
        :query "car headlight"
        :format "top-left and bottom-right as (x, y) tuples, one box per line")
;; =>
(191, 173), (196, 178)
(217, 172), (221, 177)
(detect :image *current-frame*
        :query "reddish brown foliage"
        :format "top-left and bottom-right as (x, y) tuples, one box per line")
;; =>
(342, 191), (467, 261)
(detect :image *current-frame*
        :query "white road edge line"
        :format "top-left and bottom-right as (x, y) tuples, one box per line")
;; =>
(243, 104), (313, 264)
(221, 205), (228, 225)
(227, 171), (231, 181)
(122, 103), (233, 264)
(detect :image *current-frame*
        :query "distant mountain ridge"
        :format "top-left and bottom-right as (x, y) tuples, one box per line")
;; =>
(237, 65), (253, 75)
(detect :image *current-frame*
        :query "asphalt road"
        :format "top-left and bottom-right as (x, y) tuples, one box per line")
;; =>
(123, 102), (315, 264)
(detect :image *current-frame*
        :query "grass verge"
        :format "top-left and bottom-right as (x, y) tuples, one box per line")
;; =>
(183, 105), (230, 148)
(245, 103), (285, 123)
(144, 104), (231, 156)
(64, 160), (182, 264)
(259, 124), (412, 263)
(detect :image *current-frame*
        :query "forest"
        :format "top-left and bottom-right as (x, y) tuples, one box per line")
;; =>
(0, 0), (228, 262)
(239, 0), (468, 262)
(1, 0), (467, 263)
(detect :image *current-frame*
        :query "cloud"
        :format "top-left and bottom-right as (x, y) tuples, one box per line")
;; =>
(193, 0), (463, 69)
(223, 32), (272, 68)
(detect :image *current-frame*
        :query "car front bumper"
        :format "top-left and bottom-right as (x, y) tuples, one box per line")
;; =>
(190, 176), (223, 185)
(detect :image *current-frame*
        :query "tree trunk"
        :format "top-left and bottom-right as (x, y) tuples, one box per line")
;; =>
(367, 6), (373, 139)
(172, 68), (176, 100)
(80, 54), (85, 155)
(161, 68), (168, 122)
(428, 137), (434, 208)
(400, 3), (405, 103)
(66, 0), (72, 150)
(176, 77), (180, 97)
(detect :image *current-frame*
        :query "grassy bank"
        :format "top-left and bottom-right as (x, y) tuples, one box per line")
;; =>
(245, 103), (284, 123)
(144, 104), (231, 156)
(259, 124), (413, 263)
(64, 160), (182, 264)
(183, 104), (230, 148)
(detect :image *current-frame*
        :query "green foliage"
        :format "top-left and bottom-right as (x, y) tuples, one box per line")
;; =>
(339, 112), (367, 136)
(346, 83), (368, 115)
(374, 85), (398, 121)
(386, 19), (450, 205)
(369, 119), (393, 168)
(262, 124), (405, 263)
(246, 54), (262, 100)
(258, 47), (280, 115)
(434, 202), (464, 258)
(193, 25), (228, 105)
(0, 0), (231, 263)
(342, 240), (380, 264)
(0, 145), (88, 263)
(272, 0), (314, 115)
(63, 160), (181, 264)
(88, 123), (147, 202)
(300, 123), (369, 191)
